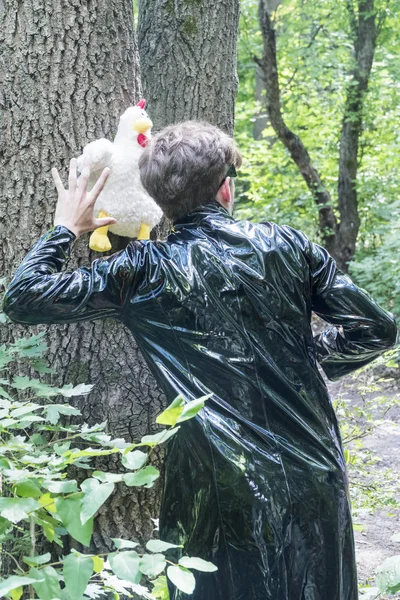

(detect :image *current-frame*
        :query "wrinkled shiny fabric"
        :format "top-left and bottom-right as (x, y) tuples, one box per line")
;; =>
(4, 201), (398, 600)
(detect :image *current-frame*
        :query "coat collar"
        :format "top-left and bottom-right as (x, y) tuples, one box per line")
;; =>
(173, 200), (234, 231)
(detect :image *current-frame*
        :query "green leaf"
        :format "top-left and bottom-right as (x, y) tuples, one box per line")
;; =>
(15, 479), (42, 498)
(0, 386), (12, 400)
(58, 383), (94, 397)
(44, 404), (81, 425)
(29, 566), (61, 600)
(55, 495), (93, 546)
(30, 360), (56, 374)
(92, 556), (104, 573)
(80, 479), (114, 524)
(92, 471), (124, 484)
(109, 551), (141, 584)
(177, 396), (210, 423)
(23, 553), (51, 567)
(121, 450), (148, 470)
(179, 556), (218, 572)
(9, 586), (23, 600)
(9, 332), (47, 357)
(152, 576), (170, 600)
(112, 538), (139, 549)
(11, 376), (58, 398)
(123, 466), (160, 488)
(376, 555), (400, 594)
(63, 553), (94, 600)
(139, 553), (167, 578)
(10, 403), (42, 418)
(156, 396), (185, 426)
(146, 540), (183, 553)
(140, 427), (180, 447)
(0, 497), (40, 523)
(43, 479), (78, 494)
(167, 566), (195, 594)
(0, 576), (42, 597)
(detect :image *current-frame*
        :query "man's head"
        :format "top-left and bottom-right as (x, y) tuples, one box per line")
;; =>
(138, 121), (242, 221)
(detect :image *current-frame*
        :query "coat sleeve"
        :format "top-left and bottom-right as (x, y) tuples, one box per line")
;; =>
(2, 226), (138, 325)
(305, 238), (398, 381)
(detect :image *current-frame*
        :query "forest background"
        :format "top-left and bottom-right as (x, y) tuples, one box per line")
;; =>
(0, 0), (400, 599)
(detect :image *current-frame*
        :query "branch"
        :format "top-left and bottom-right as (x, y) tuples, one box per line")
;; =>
(257, 0), (338, 254)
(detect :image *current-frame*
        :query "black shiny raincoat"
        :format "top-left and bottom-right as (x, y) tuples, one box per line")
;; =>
(4, 201), (398, 600)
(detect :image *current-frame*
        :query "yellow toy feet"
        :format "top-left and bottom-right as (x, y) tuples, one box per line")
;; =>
(89, 210), (112, 252)
(138, 223), (151, 240)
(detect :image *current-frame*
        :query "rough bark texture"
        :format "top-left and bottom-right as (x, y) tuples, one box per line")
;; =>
(257, 0), (378, 271)
(137, 0), (240, 135)
(0, 0), (166, 557)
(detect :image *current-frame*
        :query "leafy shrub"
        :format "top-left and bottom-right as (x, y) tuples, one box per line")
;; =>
(0, 329), (215, 599)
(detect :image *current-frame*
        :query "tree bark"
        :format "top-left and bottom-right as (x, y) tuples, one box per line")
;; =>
(257, 0), (378, 271)
(257, 2), (340, 261)
(0, 0), (165, 558)
(137, 0), (241, 135)
(337, 0), (377, 266)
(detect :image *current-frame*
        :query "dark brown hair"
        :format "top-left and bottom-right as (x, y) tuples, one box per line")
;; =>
(139, 121), (242, 220)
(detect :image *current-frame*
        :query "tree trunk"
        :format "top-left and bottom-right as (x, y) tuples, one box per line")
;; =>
(0, 0), (165, 558)
(137, 0), (241, 135)
(257, 2), (340, 262)
(336, 0), (377, 267)
(257, 0), (379, 271)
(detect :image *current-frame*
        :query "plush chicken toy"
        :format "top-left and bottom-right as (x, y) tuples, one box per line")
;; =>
(77, 100), (163, 252)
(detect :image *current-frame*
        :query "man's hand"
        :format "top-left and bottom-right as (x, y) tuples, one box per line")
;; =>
(52, 158), (116, 238)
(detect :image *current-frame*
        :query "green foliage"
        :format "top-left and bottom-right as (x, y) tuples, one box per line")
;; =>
(376, 556), (400, 595)
(235, 0), (400, 312)
(0, 329), (216, 599)
(335, 353), (400, 516)
(335, 352), (400, 596)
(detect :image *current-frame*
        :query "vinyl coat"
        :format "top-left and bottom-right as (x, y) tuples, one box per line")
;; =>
(3, 201), (398, 600)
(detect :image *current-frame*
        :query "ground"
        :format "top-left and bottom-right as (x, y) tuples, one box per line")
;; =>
(327, 367), (400, 599)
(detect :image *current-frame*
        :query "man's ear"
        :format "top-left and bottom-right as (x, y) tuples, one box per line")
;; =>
(216, 178), (232, 205)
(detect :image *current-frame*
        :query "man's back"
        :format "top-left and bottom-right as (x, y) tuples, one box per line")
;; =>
(4, 201), (396, 600)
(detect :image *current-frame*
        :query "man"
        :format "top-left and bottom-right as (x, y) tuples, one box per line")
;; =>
(4, 121), (397, 600)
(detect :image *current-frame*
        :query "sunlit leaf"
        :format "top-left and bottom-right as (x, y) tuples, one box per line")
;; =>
(123, 466), (160, 488)
(167, 566), (195, 594)
(139, 553), (166, 578)
(80, 479), (114, 524)
(179, 556), (218, 572)
(55, 495), (93, 546)
(0, 576), (41, 598)
(146, 540), (183, 553)
(63, 552), (94, 599)
(109, 551), (141, 584)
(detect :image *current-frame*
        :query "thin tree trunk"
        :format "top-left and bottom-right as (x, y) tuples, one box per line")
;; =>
(0, 0), (165, 559)
(257, 0), (379, 271)
(137, 0), (240, 135)
(336, 0), (377, 266)
(257, 2), (340, 261)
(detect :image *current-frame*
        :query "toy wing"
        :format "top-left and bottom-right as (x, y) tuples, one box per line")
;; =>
(77, 139), (115, 173)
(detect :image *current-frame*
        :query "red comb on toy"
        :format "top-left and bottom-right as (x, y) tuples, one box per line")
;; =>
(137, 99), (146, 109)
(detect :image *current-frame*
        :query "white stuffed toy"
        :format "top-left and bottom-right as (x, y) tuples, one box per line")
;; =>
(77, 99), (163, 252)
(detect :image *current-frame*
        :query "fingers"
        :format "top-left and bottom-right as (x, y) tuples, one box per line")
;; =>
(68, 158), (77, 195)
(51, 167), (65, 195)
(77, 165), (91, 197)
(95, 217), (117, 228)
(89, 167), (111, 203)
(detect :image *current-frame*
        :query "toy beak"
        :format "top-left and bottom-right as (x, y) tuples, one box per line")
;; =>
(132, 117), (153, 134)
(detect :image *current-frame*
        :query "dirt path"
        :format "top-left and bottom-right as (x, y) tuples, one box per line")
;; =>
(327, 371), (400, 599)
